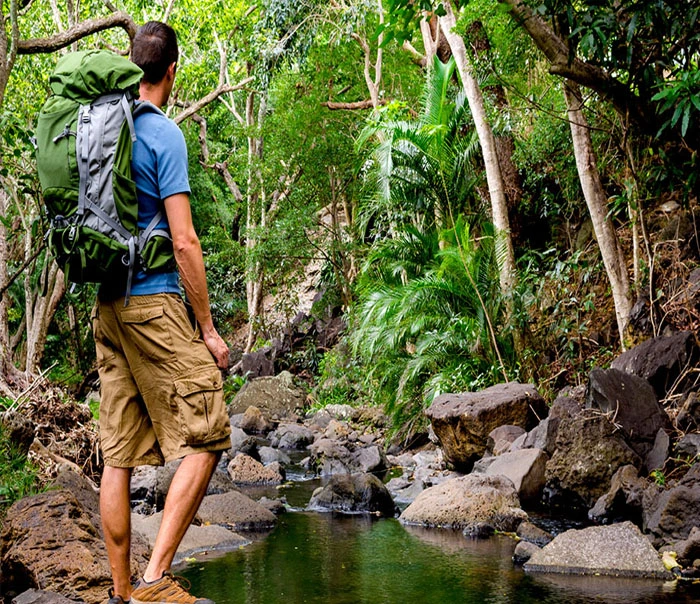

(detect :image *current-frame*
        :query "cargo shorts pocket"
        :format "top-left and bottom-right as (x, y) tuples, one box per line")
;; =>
(174, 367), (229, 445)
(121, 303), (174, 362)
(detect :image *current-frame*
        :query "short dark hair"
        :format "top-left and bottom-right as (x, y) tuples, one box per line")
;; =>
(131, 21), (179, 84)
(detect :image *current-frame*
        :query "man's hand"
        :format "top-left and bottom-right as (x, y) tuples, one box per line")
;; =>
(202, 329), (229, 370)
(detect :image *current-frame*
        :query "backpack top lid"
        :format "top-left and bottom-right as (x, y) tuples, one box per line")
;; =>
(49, 49), (143, 103)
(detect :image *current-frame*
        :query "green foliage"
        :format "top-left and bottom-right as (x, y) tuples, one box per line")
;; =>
(312, 344), (366, 409)
(0, 424), (42, 510)
(357, 56), (483, 238)
(652, 69), (700, 138)
(352, 219), (514, 432)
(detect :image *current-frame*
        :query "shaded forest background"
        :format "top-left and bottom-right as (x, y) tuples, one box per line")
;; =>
(0, 0), (699, 493)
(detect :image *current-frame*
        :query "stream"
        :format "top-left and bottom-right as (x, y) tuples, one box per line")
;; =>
(179, 476), (700, 604)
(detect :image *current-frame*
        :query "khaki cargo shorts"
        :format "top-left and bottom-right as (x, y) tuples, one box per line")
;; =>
(92, 293), (231, 467)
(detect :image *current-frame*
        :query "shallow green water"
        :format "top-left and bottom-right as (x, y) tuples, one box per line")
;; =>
(181, 510), (700, 604)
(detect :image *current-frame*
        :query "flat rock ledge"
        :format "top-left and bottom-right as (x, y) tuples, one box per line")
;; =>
(524, 521), (672, 580)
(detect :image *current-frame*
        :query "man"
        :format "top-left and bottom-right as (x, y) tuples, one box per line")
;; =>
(94, 21), (231, 604)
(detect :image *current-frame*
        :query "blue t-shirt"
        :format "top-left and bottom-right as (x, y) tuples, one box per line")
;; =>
(127, 103), (191, 295)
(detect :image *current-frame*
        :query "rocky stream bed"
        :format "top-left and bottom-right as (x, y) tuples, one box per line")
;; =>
(3, 329), (700, 603)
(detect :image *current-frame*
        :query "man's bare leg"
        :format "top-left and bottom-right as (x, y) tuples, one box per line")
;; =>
(101, 466), (133, 600)
(142, 452), (219, 582)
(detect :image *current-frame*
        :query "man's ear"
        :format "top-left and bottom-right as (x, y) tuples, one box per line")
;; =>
(167, 61), (177, 80)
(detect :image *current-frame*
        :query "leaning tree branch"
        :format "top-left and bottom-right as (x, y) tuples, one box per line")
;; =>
(498, 0), (652, 129)
(174, 76), (253, 125)
(17, 11), (137, 54)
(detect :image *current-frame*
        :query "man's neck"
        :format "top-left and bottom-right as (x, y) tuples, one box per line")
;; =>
(138, 83), (168, 108)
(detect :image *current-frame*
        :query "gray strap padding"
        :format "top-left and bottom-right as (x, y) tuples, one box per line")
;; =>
(139, 210), (168, 249)
(121, 94), (136, 142)
(77, 104), (91, 216)
(124, 237), (137, 307)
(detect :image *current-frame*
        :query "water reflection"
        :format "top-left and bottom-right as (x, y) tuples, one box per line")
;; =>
(180, 513), (700, 604)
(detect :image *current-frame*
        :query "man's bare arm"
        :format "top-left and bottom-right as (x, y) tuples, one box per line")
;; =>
(164, 193), (229, 369)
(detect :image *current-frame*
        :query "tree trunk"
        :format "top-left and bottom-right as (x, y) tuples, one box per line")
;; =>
(24, 261), (66, 375)
(438, 2), (517, 294)
(563, 81), (631, 346)
(465, 20), (524, 248)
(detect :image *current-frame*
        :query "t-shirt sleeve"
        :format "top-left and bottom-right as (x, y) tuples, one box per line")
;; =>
(154, 121), (191, 199)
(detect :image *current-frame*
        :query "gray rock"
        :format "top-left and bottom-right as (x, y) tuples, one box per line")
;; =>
(588, 464), (647, 525)
(524, 521), (672, 579)
(644, 473), (700, 543)
(131, 465), (159, 503)
(611, 331), (698, 400)
(258, 446), (291, 466)
(544, 412), (641, 511)
(645, 428), (670, 472)
(668, 526), (700, 566)
(197, 491), (277, 531)
(269, 423), (314, 449)
(386, 477), (426, 504)
(308, 438), (353, 476)
(12, 590), (75, 604)
(206, 468), (238, 495)
(229, 371), (306, 418)
(131, 511), (248, 563)
(240, 349), (274, 378)
(675, 433), (700, 459)
(352, 445), (387, 475)
(227, 453), (284, 485)
(308, 473), (396, 517)
(586, 367), (671, 467)
(487, 425), (526, 456)
(516, 521), (553, 546)
(426, 382), (547, 470)
(399, 474), (527, 532)
(229, 425), (259, 458)
(477, 448), (548, 503)
(513, 541), (541, 565)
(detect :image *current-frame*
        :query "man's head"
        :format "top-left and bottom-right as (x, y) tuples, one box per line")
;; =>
(131, 21), (178, 85)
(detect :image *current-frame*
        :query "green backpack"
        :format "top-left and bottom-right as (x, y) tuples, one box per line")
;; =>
(35, 49), (174, 301)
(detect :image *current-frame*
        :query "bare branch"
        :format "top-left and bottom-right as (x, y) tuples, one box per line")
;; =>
(173, 76), (254, 125)
(163, 0), (176, 24)
(17, 11), (137, 54)
(322, 99), (386, 110)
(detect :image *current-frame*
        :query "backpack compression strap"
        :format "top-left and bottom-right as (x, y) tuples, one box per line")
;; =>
(76, 91), (139, 304)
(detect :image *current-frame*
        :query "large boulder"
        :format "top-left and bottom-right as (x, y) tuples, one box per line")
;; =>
(268, 422), (314, 449)
(524, 521), (672, 579)
(229, 371), (306, 418)
(227, 453), (284, 485)
(307, 473), (396, 517)
(308, 438), (354, 476)
(473, 448), (548, 504)
(197, 491), (277, 531)
(588, 464), (648, 525)
(425, 382), (547, 470)
(544, 411), (641, 511)
(399, 474), (527, 533)
(611, 331), (698, 400)
(586, 367), (671, 469)
(0, 489), (146, 603)
(643, 464), (700, 544)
